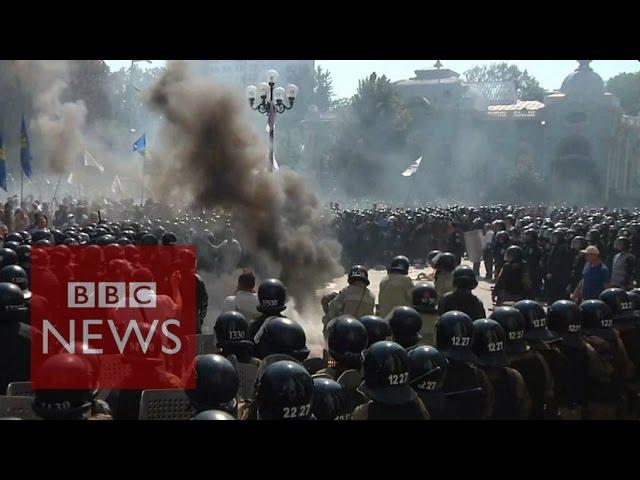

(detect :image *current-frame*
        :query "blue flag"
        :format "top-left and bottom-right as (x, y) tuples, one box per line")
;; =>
(20, 115), (33, 178)
(133, 133), (146, 154)
(0, 130), (7, 192)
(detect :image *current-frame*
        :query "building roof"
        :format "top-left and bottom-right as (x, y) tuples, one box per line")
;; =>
(488, 100), (545, 112)
(560, 61), (605, 98)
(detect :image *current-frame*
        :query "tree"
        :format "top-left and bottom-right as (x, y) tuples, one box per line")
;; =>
(606, 71), (640, 116)
(464, 63), (546, 102)
(327, 72), (412, 198)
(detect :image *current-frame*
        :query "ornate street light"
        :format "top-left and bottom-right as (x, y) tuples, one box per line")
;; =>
(246, 69), (299, 171)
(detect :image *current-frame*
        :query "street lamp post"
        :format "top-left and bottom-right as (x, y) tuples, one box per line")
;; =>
(246, 69), (299, 172)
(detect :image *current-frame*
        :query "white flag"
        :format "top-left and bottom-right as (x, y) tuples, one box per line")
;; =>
(84, 150), (105, 174)
(402, 156), (423, 177)
(272, 152), (279, 172)
(111, 175), (123, 195)
(66, 172), (74, 184)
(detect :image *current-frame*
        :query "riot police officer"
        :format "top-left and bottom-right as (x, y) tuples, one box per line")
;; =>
(352, 341), (430, 420)
(378, 256), (414, 318)
(0, 282), (32, 395)
(610, 237), (636, 290)
(248, 279), (288, 341)
(253, 316), (310, 362)
(438, 265), (485, 320)
(436, 311), (493, 419)
(546, 229), (573, 303)
(311, 378), (352, 420)
(411, 283), (439, 346)
(492, 246), (531, 305)
(184, 354), (240, 417)
(318, 315), (368, 380)
(387, 306), (423, 349)
(433, 252), (457, 299)
(472, 319), (531, 419)
(324, 265), (375, 329)
(214, 311), (260, 366)
(359, 315), (392, 346)
(407, 345), (448, 419)
(522, 229), (543, 299)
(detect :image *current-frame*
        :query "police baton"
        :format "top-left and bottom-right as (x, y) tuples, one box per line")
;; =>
(409, 366), (442, 386)
(444, 387), (483, 398)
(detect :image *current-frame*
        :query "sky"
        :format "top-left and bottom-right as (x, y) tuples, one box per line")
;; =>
(105, 60), (640, 99)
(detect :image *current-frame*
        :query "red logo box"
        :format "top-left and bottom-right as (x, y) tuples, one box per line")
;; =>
(30, 245), (197, 390)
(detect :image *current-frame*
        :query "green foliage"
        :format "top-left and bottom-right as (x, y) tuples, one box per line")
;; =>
(464, 63), (546, 101)
(606, 71), (640, 116)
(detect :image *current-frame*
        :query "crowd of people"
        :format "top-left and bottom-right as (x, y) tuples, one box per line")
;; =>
(1, 196), (640, 420)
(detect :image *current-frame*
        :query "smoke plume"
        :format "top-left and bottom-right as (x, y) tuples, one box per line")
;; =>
(146, 61), (343, 308)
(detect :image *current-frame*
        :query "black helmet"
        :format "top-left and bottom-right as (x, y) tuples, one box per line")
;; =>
(570, 236), (588, 251)
(599, 288), (635, 329)
(51, 229), (65, 245)
(495, 230), (510, 244)
(347, 265), (370, 286)
(32, 353), (98, 420)
(387, 306), (422, 348)
(388, 255), (410, 275)
(359, 315), (392, 346)
(31, 229), (53, 244)
(161, 232), (178, 246)
(20, 231), (31, 244)
(311, 378), (351, 420)
(15, 245), (31, 267)
(435, 311), (477, 363)
(427, 250), (441, 267)
(434, 252), (457, 272)
(614, 236), (631, 252)
(489, 306), (529, 355)
(580, 300), (615, 340)
(2, 241), (20, 252)
(550, 229), (565, 245)
(472, 319), (509, 368)
(586, 229), (601, 242)
(326, 315), (368, 369)
(524, 229), (538, 243)
(412, 283), (438, 313)
(0, 248), (18, 268)
(95, 234), (117, 246)
(4, 232), (23, 244)
(214, 311), (253, 352)
(547, 300), (584, 348)
(255, 360), (314, 420)
(0, 265), (30, 299)
(452, 265), (478, 290)
(254, 316), (309, 362)
(359, 341), (417, 405)
(0, 282), (27, 323)
(184, 354), (239, 414)
(504, 245), (523, 263)
(514, 300), (558, 342)
(192, 410), (236, 420)
(408, 345), (448, 393)
(139, 233), (159, 246)
(257, 278), (287, 313)
(626, 289), (640, 326)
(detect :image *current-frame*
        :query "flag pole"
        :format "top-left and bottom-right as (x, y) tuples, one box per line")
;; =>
(140, 152), (145, 206)
(51, 172), (63, 206)
(20, 167), (23, 209)
(403, 170), (419, 208)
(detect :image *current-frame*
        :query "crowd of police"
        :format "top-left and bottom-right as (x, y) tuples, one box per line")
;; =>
(1, 200), (640, 420)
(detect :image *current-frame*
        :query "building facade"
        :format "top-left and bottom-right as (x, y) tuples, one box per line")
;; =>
(392, 60), (640, 205)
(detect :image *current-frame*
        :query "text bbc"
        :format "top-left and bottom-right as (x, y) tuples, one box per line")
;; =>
(68, 282), (156, 308)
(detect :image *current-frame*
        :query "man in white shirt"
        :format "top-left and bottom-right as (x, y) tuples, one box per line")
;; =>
(482, 224), (495, 280)
(220, 270), (260, 322)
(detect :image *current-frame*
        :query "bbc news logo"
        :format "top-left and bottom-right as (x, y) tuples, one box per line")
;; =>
(30, 245), (197, 390)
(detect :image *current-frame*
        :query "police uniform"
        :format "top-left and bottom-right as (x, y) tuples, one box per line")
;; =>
(437, 289), (486, 320)
(325, 283), (375, 328)
(378, 273), (414, 318)
(523, 243), (543, 298)
(434, 270), (454, 299)
(509, 349), (556, 419)
(481, 366), (531, 419)
(418, 312), (439, 346)
(610, 251), (636, 289)
(493, 261), (532, 304)
(352, 397), (431, 420)
(440, 361), (494, 420)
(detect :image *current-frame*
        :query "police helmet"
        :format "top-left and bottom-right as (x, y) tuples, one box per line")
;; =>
(254, 316), (309, 362)
(614, 236), (631, 252)
(412, 283), (438, 314)
(0, 282), (27, 323)
(311, 378), (351, 420)
(387, 306), (422, 348)
(185, 354), (239, 414)
(359, 341), (417, 406)
(214, 311), (253, 352)
(489, 306), (529, 355)
(434, 252), (457, 272)
(326, 315), (368, 368)
(427, 250), (441, 267)
(257, 278), (287, 313)
(162, 232), (178, 246)
(580, 300), (615, 340)
(2, 241), (20, 252)
(192, 410), (236, 420)
(570, 236), (588, 251)
(347, 265), (370, 286)
(547, 300), (584, 348)
(513, 300), (558, 342)
(472, 319), (509, 368)
(452, 265), (478, 290)
(4, 232), (23, 244)
(435, 311), (477, 363)
(407, 345), (448, 393)
(388, 255), (410, 275)
(504, 245), (523, 263)
(599, 288), (635, 329)
(255, 360), (314, 420)
(0, 248), (18, 268)
(359, 315), (392, 346)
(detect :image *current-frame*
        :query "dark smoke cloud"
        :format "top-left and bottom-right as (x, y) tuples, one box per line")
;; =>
(146, 61), (343, 308)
